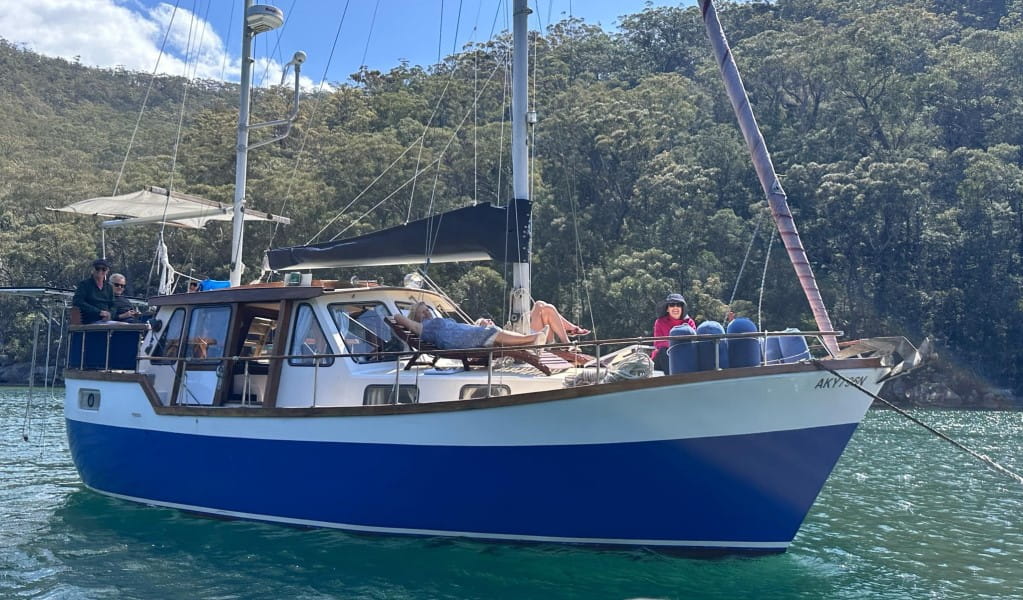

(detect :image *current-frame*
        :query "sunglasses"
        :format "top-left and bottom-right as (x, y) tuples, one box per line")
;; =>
(95, 266), (109, 271)
(112, 283), (125, 288)
(667, 302), (685, 308)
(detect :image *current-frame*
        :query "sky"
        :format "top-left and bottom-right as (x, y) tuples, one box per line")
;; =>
(0, 0), (690, 89)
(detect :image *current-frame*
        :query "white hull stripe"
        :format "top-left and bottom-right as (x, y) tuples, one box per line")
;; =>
(90, 487), (790, 550)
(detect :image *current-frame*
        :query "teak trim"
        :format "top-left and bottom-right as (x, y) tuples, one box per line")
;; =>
(64, 356), (882, 418)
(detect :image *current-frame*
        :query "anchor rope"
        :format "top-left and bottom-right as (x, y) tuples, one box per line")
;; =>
(813, 360), (1023, 486)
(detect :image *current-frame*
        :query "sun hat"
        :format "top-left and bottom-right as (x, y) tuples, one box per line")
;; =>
(657, 293), (687, 317)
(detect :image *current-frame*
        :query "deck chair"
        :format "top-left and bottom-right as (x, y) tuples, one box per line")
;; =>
(385, 317), (552, 376)
(547, 347), (597, 367)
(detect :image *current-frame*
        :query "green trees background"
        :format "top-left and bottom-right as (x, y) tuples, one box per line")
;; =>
(1, 0), (1020, 397)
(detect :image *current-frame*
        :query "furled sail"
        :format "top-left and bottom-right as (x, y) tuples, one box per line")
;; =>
(698, 0), (839, 354)
(266, 201), (531, 271)
(50, 186), (290, 229)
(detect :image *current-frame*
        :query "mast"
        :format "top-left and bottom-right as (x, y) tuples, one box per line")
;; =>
(508, 0), (532, 333)
(230, 0), (257, 287)
(698, 0), (839, 354)
(230, 2), (302, 287)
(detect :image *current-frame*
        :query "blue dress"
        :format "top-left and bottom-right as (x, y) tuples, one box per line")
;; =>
(421, 318), (501, 349)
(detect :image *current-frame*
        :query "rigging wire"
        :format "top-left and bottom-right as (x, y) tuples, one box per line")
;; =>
(327, 52), (505, 244)
(218, 1), (236, 81)
(757, 228), (775, 330)
(111, 0), (182, 199)
(495, 56), (509, 208)
(266, 0), (353, 250)
(464, 0), (495, 208)
(147, 0), (212, 294)
(725, 211), (766, 321)
(472, 2), (481, 205)
(165, 0), (202, 198)
(256, 0), (296, 88)
(421, 0), (470, 265)
(437, 0), (444, 64)
(308, 143), (425, 243)
(554, 0), (595, 334)
(359, 0), (381, 69)
(452, 0), (464, 55)
(419, 0), (468, 253)
(404, 49), (463, 223)
(814, 362), (1023, 486)
(316, 44), (511, 243)
(568, 176), (596, 336)
(329, 156), (446, 239)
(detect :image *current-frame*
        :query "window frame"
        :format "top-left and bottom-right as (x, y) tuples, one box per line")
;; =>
(151, 307), (186, 365)
(328, 301), (404, 363)
(363, 384), (419, 405)
(184, 304), (233, 363)
(458, 384), (512, 400)
(288, 303), (334, 367)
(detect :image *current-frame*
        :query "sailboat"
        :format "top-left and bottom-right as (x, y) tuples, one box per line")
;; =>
(62, 0), (922, 553)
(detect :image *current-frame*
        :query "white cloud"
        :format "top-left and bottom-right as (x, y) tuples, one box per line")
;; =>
(0, 0), (312, 87)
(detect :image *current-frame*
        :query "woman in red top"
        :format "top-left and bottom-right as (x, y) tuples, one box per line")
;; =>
(651, 293), (696, 372)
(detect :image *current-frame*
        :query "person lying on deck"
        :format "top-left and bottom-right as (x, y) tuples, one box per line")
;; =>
(472, 301), (589, 344)
(394, 301), (548, 350)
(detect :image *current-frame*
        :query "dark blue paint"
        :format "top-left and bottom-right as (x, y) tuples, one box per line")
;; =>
(66, 419), (859, 549)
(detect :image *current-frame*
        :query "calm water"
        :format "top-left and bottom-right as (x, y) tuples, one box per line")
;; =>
(2, 387), (1022, 599)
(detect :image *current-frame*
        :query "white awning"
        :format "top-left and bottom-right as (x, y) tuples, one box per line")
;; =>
(49, 186), (290, 229)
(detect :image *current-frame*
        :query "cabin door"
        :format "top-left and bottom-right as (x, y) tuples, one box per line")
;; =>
(176, 304), (232, 406)
(143, 307), (186, 405)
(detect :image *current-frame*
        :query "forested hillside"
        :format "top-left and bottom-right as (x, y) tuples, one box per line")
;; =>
(1, 0), (1021, 399)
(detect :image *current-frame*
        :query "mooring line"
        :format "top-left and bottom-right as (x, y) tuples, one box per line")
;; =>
(813, 360), (1023, 486)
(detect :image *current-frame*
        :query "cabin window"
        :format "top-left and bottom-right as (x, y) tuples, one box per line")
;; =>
(459, 384), (511, 400)
(185, 305), (232, 361)
(329, 302), (403, 363)
(394, 301), (460, 321)
(151, 308), (185, 364)
(289, 303), (333, 367)
(363, 384), (419, 405)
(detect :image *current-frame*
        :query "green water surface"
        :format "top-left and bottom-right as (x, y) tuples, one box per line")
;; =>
(2, 387), (1021, 599)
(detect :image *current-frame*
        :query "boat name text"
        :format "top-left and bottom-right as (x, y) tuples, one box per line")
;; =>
(814, 375), (867, 390)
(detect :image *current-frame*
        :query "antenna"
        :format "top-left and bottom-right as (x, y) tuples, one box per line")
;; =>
(246, 4), (284, 33)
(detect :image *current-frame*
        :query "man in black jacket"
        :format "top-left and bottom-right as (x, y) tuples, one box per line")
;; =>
(72, 258), (115, 324)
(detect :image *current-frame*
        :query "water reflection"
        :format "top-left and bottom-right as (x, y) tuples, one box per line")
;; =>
(4, 391), (1023, 599)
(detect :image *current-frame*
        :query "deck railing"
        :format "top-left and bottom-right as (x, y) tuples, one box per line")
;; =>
(66, 324), (845, 404)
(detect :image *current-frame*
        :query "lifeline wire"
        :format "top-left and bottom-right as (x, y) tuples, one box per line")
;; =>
(814, 361), (1023, 486)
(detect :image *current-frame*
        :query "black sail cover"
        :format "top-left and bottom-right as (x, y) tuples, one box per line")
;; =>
(266, 201), (531, 271)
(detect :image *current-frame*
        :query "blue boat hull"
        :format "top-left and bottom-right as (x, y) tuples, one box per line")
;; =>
(67, 418), (858, 549)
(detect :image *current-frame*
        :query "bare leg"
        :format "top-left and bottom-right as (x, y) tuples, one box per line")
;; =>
(529, 301), (585, 344)
(494, 325), (548, 347)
